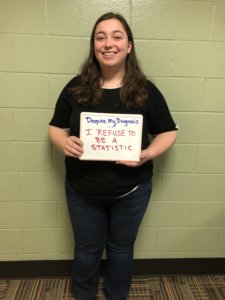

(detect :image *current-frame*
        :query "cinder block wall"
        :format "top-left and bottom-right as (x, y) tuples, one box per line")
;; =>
(0, 0), (225, 261)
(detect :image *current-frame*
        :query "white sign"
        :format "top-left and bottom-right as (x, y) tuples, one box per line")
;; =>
(80, 112), (143, 161)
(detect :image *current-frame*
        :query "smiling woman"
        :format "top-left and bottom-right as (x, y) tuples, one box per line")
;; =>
(94, 19), (132, 78)
(48, 12), (177, 300)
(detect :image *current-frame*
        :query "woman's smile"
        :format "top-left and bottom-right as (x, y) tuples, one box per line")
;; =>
(103, 51), (117, 56)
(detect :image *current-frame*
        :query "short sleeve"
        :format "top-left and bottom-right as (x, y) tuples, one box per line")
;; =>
(49, 93), (71, 129)
(49, 77), (77, 128)
(146, 82), (178, 135)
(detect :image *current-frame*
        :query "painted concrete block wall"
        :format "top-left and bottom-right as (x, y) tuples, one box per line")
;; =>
(0, 0), (225, 261)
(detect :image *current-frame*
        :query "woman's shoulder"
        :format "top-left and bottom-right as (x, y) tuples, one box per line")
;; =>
(55, 75), (81, 104)
(146, 79), (161, 93)
(59, 75), (81, 99)
(64, 75), (81, 90)
(146, 79), (166, 99)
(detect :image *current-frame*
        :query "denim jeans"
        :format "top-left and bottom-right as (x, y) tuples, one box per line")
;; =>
(65, 178), (152, 300)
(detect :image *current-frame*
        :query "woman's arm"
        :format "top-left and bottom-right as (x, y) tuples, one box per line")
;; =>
(48, 125), (83, 158)
(144, 130), (177, 160)
(117, 130), (177, 167)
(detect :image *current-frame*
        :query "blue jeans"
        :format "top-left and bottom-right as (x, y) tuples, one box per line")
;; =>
(65, 178), (152, 300)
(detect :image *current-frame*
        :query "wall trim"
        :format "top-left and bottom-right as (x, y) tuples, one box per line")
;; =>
(0, 258), (224, 278)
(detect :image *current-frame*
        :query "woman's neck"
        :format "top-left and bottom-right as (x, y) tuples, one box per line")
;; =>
(100, 68), (125, 88)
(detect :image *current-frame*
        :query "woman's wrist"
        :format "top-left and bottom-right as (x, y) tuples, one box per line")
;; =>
(147, 147), (154, 160)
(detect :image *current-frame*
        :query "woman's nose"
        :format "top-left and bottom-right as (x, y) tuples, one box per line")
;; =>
(104, 37), (113, 48)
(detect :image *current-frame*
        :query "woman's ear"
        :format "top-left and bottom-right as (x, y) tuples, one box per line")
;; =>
(128, 42), (132, 53)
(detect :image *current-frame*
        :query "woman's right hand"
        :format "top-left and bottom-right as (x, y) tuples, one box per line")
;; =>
(48, 126), (84, 158)
(64, 136), (83, 158)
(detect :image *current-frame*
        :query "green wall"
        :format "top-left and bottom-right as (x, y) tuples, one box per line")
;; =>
(0, 0), (225, 261)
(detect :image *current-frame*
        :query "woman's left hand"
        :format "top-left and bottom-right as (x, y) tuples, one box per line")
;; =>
(116, 130), (177, 167)
(116, 149), (152, 167)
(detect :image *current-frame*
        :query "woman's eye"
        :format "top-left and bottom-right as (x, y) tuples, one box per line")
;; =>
(114, 36), (122, 40)
(96, 36), (105, 41)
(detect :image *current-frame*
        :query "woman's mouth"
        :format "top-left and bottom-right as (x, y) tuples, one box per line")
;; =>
(103, 52), (117, 57)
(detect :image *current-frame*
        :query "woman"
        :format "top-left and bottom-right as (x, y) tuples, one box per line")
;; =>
(49, 12), (177, 300)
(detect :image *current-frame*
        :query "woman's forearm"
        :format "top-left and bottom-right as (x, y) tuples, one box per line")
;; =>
(116, 130), (177, 167)
(48, 125), (70, 153)
(147, 130), (177, 160)
(48, 125), (83, 158)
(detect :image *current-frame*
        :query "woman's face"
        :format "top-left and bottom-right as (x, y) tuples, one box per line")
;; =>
(94, 18), (132, 71)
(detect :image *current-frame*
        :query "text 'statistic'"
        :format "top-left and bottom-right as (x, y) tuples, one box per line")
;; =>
(80, 112), (143, 161)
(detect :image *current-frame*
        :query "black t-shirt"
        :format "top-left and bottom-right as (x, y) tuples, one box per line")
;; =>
(49, 76), (177, 199)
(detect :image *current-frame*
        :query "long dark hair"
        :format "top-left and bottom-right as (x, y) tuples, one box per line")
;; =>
(72, 12), (148, 108)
